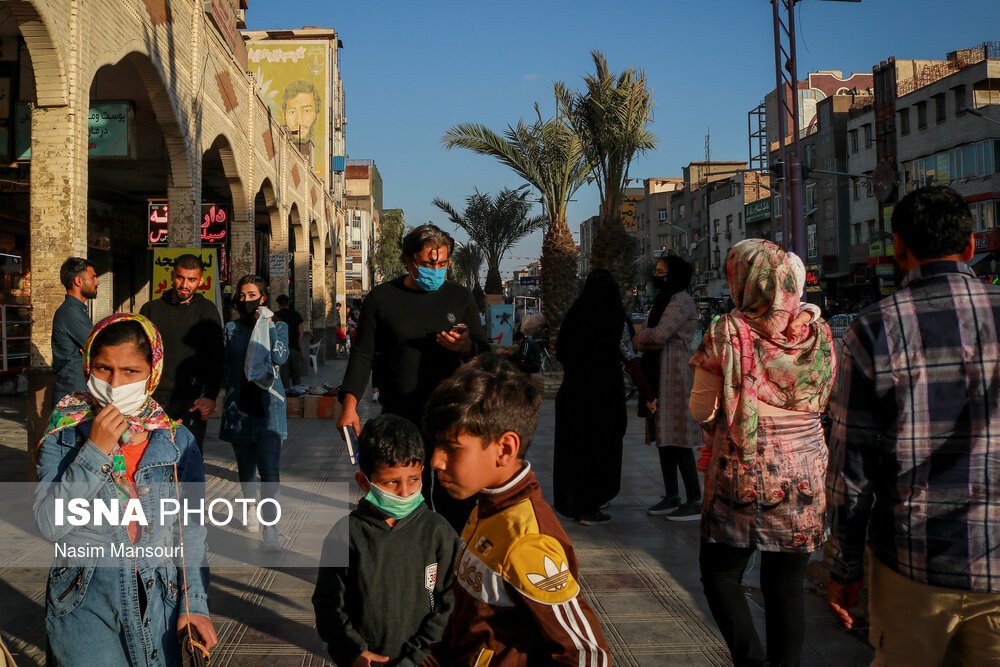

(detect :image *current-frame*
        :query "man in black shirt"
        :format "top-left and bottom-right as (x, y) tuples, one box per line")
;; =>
(139, 254), (224, 453)
(274, 294), (305, 386)
(338, 224), (489, 530)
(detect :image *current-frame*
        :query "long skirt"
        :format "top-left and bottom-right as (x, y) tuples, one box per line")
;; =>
(553, 370), (627, 518)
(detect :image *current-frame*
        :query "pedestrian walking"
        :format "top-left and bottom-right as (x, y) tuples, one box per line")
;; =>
(51, 257), (98, 405)
(273, 294), (305, 386)
(827, 186), (1000, 664)
(634, 254), (702, 521)
(336, 224), (489, 533)
(553, 269), (654, 525)
(689, 239), (836, 667)
(139, 254), (224, 453)
(35, 313), (217, 666)
(220, 275), (289, 551)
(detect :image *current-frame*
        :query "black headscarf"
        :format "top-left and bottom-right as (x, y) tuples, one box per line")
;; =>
(646, 255), (693, 328)
(558, 269), (627, 367)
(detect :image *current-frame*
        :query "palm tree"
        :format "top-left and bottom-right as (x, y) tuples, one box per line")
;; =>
(433, 186), (546, 296)
(451, 242), (484, 292)
(557, 50), (656, 294)
(442, 103), (592, 342)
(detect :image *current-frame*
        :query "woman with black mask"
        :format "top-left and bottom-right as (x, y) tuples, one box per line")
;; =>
(554, 269), (654, 525)
(220, 274), (290, 551)
(633, 254), (703, 521)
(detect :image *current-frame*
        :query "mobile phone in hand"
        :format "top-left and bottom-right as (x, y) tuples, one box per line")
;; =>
(341, 425), (359, 464)
(450, 323), (469, 334)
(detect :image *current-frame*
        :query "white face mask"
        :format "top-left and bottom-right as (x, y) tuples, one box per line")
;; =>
(87, 375), (150, 416)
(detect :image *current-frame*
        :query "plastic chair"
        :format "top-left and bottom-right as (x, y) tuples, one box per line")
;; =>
(308, 341), (322, 375)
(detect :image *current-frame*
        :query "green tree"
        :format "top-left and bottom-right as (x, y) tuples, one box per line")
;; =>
(373, 208), (407, 283)
(442, 103), (592, 343)
(451, 242), (484, 291)
(557, 50), (656, 294)
(433, 186), (546, 295)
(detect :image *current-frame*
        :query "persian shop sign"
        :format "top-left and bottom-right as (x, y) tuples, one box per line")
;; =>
(745, 198), (771, 224)
(148, 201), (229, 246)
(16, 101), (134, 159)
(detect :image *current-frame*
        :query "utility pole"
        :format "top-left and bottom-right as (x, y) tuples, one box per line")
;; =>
(770, 0), (860, 259)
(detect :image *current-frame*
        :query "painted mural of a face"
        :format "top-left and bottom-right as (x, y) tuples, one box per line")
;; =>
(282, 82), (319, 142)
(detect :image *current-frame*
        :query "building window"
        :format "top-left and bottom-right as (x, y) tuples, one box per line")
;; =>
(657, 209), (668, 221)
(863, 124), (873, 149)
(867, 220), (877, 244)
(807, 226), (817, 259)
(713, 219), (719, 236)
(773, 195), (782, 218)
(954, 85), (967, 116)
(853, 179), (861, 201)
(738, 212), (743, 229)
(679, 204), (685, 218)
(899, 108), (910, 136)
(917, 101), (927, 129)
(725, 214), (733, 235)
(352, 216), (361, 228)
(351, 240), (362, 251)
(934, 93), (946, 123)
(865, 177), (873, 198)
(849, 129), (858, 153)
(805, 182), (817, 212)
(851, 221), (862, 245)
(804, 143), (815, 167)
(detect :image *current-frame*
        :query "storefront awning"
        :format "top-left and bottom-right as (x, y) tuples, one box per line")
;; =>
(969, 252), (991, 266)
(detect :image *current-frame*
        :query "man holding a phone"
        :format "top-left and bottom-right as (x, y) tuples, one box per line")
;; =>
(338, 224), (489, 531)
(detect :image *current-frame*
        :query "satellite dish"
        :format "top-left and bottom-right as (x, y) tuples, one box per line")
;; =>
(874, 161), (897, 203)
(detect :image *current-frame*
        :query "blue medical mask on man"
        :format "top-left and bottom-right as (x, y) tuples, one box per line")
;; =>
(413, 266), (447, 292)
(363, 475), (424, 519)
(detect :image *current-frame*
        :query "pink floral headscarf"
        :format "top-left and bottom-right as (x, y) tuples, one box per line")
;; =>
(690, 239), (836, 468)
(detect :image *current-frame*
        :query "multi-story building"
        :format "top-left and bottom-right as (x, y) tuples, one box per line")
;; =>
(634, 178), (684, 278)
(345, 160), (383, 299)
(0, 1), (347, 455)
(845, 43), (1000, 308)
(706, 173), (753, 297)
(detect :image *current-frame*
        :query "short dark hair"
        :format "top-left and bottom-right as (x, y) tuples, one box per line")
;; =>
(891, 186), (973, 260)
(423, 353), (542, 458)
(513, 331), (525, 342)
(276, 295), (290, 307)
(358, 414), (426, 478)
(281, 80), (320, 109)
(401, 224), (454, 260)
(90, 320), (153, 367)
(60, 257), (94, 290)
(173, 254), (204, 273)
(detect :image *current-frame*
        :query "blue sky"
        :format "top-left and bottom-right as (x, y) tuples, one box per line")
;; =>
(246, 1), (1000, 277)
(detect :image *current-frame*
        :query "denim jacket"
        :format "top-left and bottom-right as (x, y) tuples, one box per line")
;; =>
(220, 318), (289, 443)
(34, 423), (209, 666)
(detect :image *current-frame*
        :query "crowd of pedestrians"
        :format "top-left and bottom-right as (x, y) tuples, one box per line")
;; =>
(28, 187), (1000, 665)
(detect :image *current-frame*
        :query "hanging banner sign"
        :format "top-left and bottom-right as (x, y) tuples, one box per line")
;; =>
(147, 201), (229, 246)
(152, 248), (219, 305)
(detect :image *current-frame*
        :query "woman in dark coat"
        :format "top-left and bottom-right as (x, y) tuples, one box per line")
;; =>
(553, 269), (653, 525)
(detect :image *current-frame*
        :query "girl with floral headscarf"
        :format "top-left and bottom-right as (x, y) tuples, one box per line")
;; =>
(688, 239), (835, 667)
(34, 313), (217, 666)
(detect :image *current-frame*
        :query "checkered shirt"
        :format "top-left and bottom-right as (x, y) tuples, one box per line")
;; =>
(827, 261), (1000, 593)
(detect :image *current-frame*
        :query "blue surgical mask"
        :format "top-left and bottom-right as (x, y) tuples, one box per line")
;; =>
(364, 477), (424, 519)
(413, 266), (447, 292)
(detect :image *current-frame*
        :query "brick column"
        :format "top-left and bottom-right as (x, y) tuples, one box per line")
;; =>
(292, 250), (310, 327)
(229, 203), (255, 282)
(167, 185), (200, 248)
(27, 103), (88, 478)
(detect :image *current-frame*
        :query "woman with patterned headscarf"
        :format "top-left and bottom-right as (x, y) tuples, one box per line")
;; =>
(34, 313), (217, 666)
(689, 239), (835, 667)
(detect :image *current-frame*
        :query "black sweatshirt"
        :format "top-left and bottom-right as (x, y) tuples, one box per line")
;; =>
(139, 290), (224, 414)
(340, 278), (489, 421)
(312, 501), (459, 667)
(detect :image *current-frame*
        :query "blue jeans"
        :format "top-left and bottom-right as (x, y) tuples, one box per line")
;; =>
(232, 437), (282, 523)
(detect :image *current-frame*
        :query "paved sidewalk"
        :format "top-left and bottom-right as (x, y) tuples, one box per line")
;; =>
(0, 359), (873, 665)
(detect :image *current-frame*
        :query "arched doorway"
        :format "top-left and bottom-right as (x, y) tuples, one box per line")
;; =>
(87, 51), (191, 320)
(201, 135), (245, 303)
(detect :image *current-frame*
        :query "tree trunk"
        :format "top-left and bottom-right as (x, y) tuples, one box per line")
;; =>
(485, 264), (504, 295)
(590, 216), (636, 301)
(540, 221), (579, 352)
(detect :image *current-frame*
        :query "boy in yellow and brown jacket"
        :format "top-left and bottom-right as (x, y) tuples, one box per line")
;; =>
(420, 354), (611, 666)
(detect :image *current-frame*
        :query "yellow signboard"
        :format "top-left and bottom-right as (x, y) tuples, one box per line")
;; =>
(152, 248), (219, 304)
(247, 41), (330, 182)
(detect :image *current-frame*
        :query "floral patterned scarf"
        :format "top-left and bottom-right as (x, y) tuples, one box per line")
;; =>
(690, 239), (836, 468)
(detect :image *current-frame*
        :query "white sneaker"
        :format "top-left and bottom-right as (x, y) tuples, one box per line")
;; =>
(262, 525), (282, 552)
(245, 501), (259, 533)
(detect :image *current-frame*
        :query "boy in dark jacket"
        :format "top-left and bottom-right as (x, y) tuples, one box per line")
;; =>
(313, 415), (458, 666)
(421, 354), (611, 666)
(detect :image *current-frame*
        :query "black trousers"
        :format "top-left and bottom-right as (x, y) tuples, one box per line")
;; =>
(164, 401), (208, 454)
(699, 541), (811, 667)
(658, 445), (701, 502)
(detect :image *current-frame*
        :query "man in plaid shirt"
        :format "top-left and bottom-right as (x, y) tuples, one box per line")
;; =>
(827, 186), (1000, 664)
